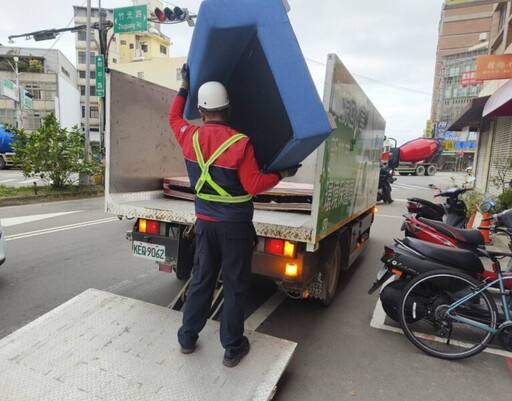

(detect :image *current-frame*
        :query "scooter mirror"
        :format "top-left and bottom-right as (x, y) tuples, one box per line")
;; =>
(479, 200), (495, 214)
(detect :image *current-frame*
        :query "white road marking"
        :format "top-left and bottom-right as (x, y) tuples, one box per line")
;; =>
(19, 179), (39, 184)
(1, 211), (84, 227)
(370, 298), (512, 357)
(375, 214), (404, 219)
(0, 179), (16, 184)
(245, 292), (287, 331)
(5, 217), (119, 241)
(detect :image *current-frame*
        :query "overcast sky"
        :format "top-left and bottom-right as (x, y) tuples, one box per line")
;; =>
(0, 0), (445, 145)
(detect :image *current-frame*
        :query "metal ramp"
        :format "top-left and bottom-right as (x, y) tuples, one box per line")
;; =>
(0, 289), (297, 401)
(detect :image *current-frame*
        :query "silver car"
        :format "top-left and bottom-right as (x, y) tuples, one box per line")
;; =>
(0, 221), (5, 265)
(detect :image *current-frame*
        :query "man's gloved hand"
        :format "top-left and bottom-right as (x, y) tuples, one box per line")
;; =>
(276, 164), (301, 180)
(181, 63), (190, 90)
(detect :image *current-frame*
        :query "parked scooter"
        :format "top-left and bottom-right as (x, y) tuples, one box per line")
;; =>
(369, 208), (512, 322)
(405, 186), (469, 228)
(402, 213), (484, 251)
(377, 165), (396, 204)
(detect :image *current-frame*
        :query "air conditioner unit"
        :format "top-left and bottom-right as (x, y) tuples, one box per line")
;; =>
(133, 49), (144, 62)
(479, 32), (488, 41)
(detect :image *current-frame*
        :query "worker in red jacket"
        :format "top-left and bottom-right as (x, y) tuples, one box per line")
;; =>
(169, 64), (299, 367)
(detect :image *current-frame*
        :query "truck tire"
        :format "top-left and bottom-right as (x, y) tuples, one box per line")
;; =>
(415, 165), (426, 176)
(319, 237), (341, 306)
(0, 157), (5, 170)
(425, 165), (437, 176)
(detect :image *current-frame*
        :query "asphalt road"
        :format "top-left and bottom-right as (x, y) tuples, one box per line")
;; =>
(0, 172), (511, 401)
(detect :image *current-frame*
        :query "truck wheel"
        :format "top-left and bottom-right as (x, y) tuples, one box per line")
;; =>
(415, 165), (426, 176)
(425, 165), (437, 176)
(319, 238), (341, 306)
(0, 157), (5, 170)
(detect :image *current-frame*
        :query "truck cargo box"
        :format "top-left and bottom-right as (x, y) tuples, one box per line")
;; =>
(184, 0), (331, 172)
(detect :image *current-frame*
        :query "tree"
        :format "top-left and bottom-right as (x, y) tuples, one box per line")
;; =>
(7, 114), (101, 189)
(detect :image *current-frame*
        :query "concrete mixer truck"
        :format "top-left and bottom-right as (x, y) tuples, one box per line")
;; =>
(385, 137), (443, 176)
(0, 124), (14, 170)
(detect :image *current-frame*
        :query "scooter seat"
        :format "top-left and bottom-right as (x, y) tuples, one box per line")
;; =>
(418, 217), (484, 245)
(408, 198), (445, 216)
(402, 237), (484, 274)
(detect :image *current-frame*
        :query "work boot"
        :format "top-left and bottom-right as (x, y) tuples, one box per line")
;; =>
(222, 336), (250, 367)
(181, 345), (196, 354)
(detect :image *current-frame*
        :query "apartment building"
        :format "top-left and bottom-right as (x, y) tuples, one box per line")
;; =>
(0, 47), (80, 131)
(431, 2), (494, 125)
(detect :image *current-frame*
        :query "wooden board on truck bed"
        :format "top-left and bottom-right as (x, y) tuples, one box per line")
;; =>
(0, 289), (296, 401)
(163, 176), (313, 211)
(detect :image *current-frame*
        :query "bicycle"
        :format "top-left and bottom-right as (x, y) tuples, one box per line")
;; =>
(397, 244), (512, 360)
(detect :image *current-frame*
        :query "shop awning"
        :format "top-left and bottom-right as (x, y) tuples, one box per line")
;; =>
(483, 79), (512, 117)
(446, 95), (490, 131)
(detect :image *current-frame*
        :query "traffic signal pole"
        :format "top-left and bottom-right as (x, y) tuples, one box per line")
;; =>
(80, 0), (93, 186)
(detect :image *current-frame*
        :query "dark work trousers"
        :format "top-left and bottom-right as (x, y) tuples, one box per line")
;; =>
(178, 219), (254, 352)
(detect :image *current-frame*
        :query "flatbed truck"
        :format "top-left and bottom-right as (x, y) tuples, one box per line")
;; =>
(105, 54), (386, 306)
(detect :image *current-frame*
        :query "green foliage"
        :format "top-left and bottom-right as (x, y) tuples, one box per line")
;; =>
(496, 189), (512, 212)
(463, 190), (486, 218)
(7, 114), (101, 189)
(27, 59), (44, 73)
(0, 55), (43, 73)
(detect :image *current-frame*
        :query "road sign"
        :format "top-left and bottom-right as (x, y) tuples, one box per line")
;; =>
(113, 5), (147, 33)
(22, 90), (33, 109)
(95, 55), (105, 97)
(0, 78), (19, 102)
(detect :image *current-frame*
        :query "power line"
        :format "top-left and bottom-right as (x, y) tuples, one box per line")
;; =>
(305, 57), (432, 96)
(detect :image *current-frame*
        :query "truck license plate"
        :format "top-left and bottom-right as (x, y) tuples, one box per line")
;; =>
(133, 241), (166, 262)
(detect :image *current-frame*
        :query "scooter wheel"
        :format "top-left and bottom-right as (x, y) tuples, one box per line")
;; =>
(381, 280), (422, 323)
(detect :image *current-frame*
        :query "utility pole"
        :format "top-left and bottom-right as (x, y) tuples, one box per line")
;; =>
(80, 0), (93, 186)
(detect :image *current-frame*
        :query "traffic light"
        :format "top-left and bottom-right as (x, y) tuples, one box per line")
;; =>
(154, 7), (188, 23)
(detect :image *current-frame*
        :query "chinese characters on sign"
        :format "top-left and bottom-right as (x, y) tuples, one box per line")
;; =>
(95, 55), (105, 97)
(460, 71), (482, 86)
(476, 54), (512, 80)
(113, 5), (148, 34)
(322, 179), (356, 212)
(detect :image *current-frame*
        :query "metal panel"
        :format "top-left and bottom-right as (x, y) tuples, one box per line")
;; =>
(107, 193), (315, 242)
(106, 70), (188, 194)
(315, 54), (385, 241)
(474, 121), (492, 192)
(487, 116), (512, 197)
(0, 289), (296, 401)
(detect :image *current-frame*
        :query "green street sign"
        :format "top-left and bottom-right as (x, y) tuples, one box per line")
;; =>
(22, 90), (33, 109)
(0, 77), (19, 101)
(95, 55), (105, 97)
(114, 5), (147, 33)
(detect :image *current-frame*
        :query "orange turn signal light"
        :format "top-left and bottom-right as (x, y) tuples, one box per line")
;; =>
(285, 263), (299, 277)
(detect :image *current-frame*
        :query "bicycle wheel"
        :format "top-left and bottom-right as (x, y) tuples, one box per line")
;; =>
(398, 270), (498, 360)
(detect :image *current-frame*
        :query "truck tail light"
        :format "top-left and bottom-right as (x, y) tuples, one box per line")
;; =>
(284, 263), (299, 277)
(139, 219), (159, 235)
(264, 239), (297, 258)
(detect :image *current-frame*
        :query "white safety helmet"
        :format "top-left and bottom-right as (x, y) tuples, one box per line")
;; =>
(197, 81), (230, 111)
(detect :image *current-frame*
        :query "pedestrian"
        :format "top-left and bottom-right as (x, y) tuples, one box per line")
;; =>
(168, 64), (300, 367)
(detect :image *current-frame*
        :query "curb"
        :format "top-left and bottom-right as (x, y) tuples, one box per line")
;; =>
(0, 191), (104, 207)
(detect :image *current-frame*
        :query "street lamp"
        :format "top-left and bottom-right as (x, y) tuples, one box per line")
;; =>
(8, 56), (23, 129)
